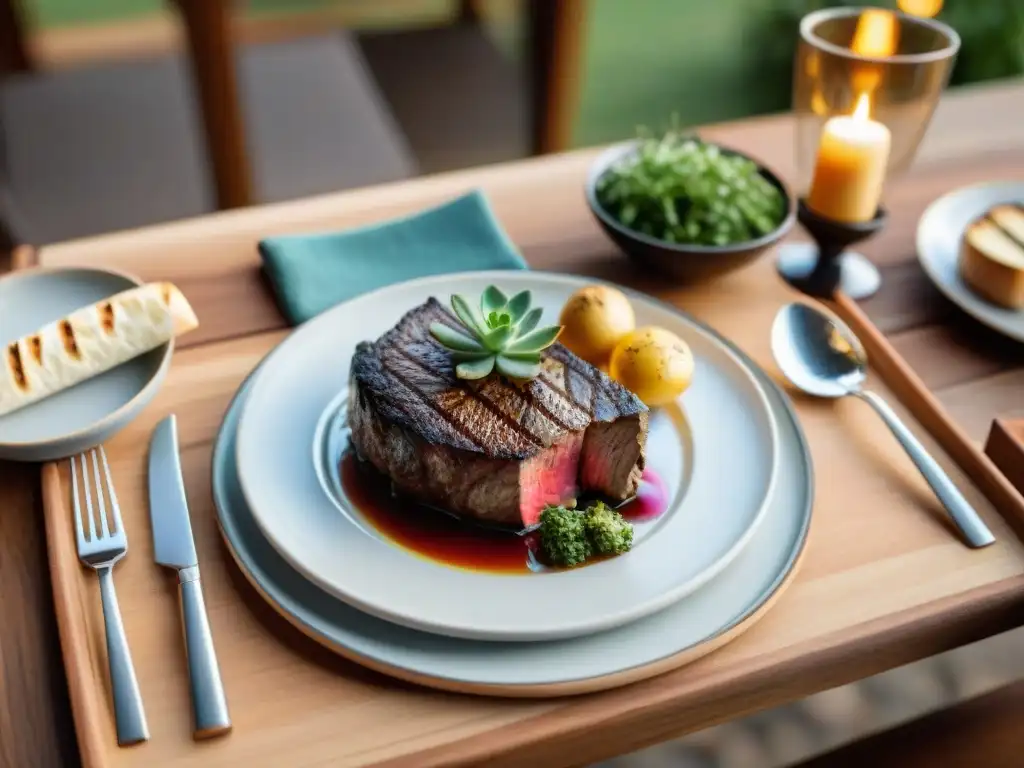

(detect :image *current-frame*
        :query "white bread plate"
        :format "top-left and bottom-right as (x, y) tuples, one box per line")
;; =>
(917, 180), (1024, 343)
(0, 267), (182, 461)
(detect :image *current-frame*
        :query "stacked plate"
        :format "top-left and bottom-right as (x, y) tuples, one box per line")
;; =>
(213, 271), (814, 696)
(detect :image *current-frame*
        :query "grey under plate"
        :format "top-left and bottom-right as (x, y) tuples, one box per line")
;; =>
(212, 356), (812, 691)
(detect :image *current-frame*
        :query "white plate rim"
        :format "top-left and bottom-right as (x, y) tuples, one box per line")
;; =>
(234, 271), (781, 641)
(916, 179), (1024, 343)
(211, 342), (812, 693)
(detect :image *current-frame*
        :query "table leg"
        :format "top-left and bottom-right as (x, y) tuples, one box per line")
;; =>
(172, 0), (253, 210)
(525, 0), (589, 155)
(0, 465), (80, 768)
(0, 0), (31, 76)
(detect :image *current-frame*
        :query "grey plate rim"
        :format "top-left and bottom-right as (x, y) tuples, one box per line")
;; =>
(209, 287), (814, 695)
(0, 265), (175, 456)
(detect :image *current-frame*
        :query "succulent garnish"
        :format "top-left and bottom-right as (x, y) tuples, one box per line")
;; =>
(429, 285), (562, 381)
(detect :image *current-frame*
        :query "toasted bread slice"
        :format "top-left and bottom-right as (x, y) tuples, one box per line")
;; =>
(989, 205), (1024, 247)
(960, 215), (1024, 310)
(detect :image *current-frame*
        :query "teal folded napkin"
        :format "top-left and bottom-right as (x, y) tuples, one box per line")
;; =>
(259, 190), (528, 325)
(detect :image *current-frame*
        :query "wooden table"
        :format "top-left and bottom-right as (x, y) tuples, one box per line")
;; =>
(1, 80), (1023, 768)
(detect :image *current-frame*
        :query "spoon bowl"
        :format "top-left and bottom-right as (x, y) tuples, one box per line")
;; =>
(770, 303), (867, 398)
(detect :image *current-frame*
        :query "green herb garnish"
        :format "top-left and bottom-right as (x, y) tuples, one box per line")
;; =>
(595, 129), (786, 247)
(538, 501), (634, 567)
(583, 501), (634, 556)
(539, 505), (591, 567)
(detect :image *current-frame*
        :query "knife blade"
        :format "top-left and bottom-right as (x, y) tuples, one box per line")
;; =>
(148, 414), (232, 739)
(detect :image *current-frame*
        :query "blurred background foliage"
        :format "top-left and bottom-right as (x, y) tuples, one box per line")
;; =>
(575, 0), (1024, 145)
(22, 0), (1024, 147)
(753, 0), (1024, 108)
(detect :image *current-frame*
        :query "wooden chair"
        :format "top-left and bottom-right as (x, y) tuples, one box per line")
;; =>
(0, 0), (590, 213)
(0, 26), (416, 244)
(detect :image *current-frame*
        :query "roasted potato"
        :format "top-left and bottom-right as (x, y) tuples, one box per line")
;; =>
(558, 285), (636, 366)
(609, 327), (694, 406)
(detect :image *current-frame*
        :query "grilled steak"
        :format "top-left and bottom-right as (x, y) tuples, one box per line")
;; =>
(348, 298), (648, 528)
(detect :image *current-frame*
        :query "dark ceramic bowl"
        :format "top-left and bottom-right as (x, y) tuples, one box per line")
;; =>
(585, 140), (796, 281)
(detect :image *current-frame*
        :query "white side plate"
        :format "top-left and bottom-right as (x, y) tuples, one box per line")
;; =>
(234, 272), (780, 641)
(917, 181), (1024, 343)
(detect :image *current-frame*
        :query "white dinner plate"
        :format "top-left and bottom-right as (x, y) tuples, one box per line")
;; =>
(234, 272), (780, 641)
(213, 354), (812, 694)
(917, 180), (1024, 343)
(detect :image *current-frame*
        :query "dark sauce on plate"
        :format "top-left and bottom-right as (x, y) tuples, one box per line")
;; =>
(339, 451), (668, 574)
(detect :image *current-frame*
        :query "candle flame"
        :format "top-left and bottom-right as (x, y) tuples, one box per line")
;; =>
(898, 0), (943, 18)
(852, 92), (873, 121)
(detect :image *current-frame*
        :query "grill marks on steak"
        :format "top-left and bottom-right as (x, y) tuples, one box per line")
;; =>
(349, 298), (648, 527)
(362, 298), (600, 459)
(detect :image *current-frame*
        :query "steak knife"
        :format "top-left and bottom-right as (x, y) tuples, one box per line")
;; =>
(148, 414), (232, 739)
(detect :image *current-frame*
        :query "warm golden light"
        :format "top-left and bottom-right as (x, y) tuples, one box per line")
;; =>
(851, 9), (900, 58)
(852, 92), (872, 121)
(811, 88), (829, 116)
(850, 10), (899, 98)
(898, 0), (943, 18)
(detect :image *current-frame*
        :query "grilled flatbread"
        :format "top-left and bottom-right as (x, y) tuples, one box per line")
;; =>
(0, 282), (198, 417)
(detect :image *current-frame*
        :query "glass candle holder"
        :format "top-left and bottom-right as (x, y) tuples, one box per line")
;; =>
(776, 6), (960, 299)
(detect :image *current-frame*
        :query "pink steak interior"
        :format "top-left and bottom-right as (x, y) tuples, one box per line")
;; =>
(518, 433), (583, 528)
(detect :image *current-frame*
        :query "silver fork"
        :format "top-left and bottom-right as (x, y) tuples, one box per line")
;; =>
(71, 447), (150, 746)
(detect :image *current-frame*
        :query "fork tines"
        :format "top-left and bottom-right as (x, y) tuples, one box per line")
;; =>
(71, 446), (126, 552)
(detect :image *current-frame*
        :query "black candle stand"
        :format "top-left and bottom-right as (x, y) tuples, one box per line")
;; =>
(776, 198), (888, 299)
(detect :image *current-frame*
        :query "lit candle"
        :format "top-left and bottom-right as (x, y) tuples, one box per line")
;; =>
(806, 93), (891, 223)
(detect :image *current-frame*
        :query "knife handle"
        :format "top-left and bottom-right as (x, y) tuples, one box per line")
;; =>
(178, 566), (231, 739)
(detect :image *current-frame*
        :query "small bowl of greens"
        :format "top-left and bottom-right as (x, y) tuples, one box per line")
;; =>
(586, 131), (795, 281)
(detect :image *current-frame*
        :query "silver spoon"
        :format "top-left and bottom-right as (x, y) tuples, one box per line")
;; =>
(771, 302), (995, 548)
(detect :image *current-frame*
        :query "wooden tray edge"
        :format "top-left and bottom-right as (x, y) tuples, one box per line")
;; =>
(832, 293), (1024, 541)
(984, 419), (1024, 498)
(41, 462), (110, 768)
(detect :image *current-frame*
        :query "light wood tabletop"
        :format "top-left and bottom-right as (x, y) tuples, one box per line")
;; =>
(1, 79), (1023, 768)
